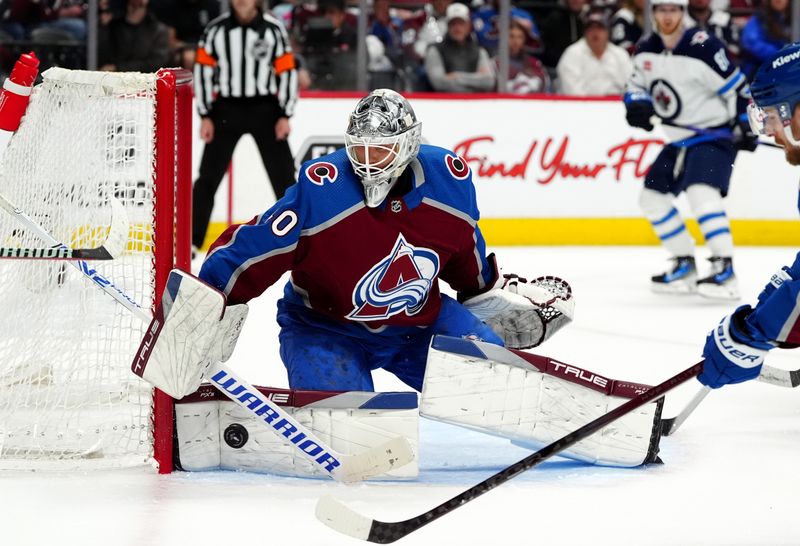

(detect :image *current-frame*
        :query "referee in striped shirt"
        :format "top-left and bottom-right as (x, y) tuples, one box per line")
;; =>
(192, 0), (298, 250)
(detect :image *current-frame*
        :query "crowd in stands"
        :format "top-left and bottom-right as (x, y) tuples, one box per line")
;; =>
(0, 0), (792, 94)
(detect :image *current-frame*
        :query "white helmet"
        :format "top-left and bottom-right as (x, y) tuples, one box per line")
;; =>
(344, 89), (422, 207)
(651, 0), (688, 7)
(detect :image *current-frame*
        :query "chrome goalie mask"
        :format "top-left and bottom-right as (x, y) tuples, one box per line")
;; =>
(345, 89), (422, 207)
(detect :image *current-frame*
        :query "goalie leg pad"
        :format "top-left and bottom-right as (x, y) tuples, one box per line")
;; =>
(174, 386), (420, 479)
(420, 335), (663, 467)
(131, 269), (248, 399)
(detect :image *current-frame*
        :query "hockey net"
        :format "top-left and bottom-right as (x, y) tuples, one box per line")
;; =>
(0, 67), (192, 471)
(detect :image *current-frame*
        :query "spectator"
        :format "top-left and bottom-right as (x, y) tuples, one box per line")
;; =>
(39, 0), (87, 41)
(400, 0), (451, 90)
(368, 0), (403, 88)
(299, 0), (358, 90)
(495, 20), (550, 94)
(740, 0), (790, 78)
(1, 0), (46, 40)
(150, 0), (220, 69)
(471, 0), (540, 57)
(556, 9), (632, 96)
(539, 0), (587, 69)
(687, 0), (740, 58)
(424, 2), (495, 92)
(610, 0), (644, 55)
(410, 0), (451, 60)
(98, 0), (171, 73)
(98, 0), (114, 25)
(192, 0), (298, 250)
(370, 0), (402, 57)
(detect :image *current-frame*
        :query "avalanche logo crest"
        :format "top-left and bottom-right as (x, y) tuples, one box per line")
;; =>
(348, 234), (440, 321)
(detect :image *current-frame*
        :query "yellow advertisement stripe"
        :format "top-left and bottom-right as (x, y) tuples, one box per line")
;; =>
(199, 219), (800, 251)
(477, 218), (800, 246)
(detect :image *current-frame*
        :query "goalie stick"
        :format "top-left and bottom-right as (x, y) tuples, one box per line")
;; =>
(0, 193), (129, 260)
(315, 361), (704, 543)
(1, 192), (412, 482)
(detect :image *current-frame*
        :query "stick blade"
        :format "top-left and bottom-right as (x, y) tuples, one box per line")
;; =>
(335, 436), (415, 483)
(758, 366), (800, 388)
(103, 197), (130, 258)
(316, 496), (374, 541)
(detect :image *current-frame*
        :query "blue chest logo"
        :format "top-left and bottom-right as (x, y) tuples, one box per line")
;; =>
(348, 234), (440, 321)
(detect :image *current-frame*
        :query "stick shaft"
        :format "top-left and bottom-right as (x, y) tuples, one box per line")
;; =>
(362, 362), (704, 543)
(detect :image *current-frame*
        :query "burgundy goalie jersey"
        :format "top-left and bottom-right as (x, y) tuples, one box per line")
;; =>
(198, 144), (497, 331)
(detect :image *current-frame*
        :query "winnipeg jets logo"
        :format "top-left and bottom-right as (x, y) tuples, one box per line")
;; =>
(348, 234), (440, 321)
(650, 79), (681, 120)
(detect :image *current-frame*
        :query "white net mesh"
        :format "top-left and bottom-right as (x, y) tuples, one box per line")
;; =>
(0, 69), (164, 469)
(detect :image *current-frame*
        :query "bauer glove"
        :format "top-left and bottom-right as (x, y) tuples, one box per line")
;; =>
(699, 305), (773, 389)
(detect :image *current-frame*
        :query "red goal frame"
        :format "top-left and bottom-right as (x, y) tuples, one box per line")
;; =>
(153, 68), (193, 474)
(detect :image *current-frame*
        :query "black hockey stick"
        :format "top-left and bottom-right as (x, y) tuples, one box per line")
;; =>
(660, 384), (711, 436)
(650, 117), (783, 149)
(316, 361), (705, 543)
(0, 194), (129, 260)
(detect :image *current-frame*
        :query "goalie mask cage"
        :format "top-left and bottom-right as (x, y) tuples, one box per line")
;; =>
(0, 67), (192, 473)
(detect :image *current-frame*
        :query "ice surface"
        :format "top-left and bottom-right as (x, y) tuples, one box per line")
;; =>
(2, 246), (799, 546)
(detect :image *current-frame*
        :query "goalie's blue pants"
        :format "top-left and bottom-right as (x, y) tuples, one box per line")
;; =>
(277, 292), (502, 392)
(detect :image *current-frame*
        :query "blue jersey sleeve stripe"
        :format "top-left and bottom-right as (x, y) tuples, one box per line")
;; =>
(717, 71), (744, 97)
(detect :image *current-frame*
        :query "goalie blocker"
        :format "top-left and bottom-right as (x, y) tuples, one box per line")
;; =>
(421, 336), (664, 467)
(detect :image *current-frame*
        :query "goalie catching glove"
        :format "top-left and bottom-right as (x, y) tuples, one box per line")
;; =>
(461, 267), (575, 349)
(131, 269), (248, 398)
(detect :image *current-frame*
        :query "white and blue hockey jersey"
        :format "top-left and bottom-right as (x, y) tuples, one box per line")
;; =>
(627, 27), (748, 135)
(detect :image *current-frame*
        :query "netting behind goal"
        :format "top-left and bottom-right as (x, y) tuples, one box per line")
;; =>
(0, 67), (192, 471)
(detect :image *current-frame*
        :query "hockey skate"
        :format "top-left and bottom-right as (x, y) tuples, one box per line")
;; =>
(697, 257), (740, 300)
(651, 256), (697, 294)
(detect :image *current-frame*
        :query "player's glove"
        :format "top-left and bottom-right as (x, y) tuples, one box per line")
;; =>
(624, 91), (655, 131)
(756, 252), (800, 305)
(698, 305), (774, 389)
(732, 115), (759, 152)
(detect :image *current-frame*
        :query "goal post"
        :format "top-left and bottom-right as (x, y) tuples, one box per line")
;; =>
(0, 65), (192, 472)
